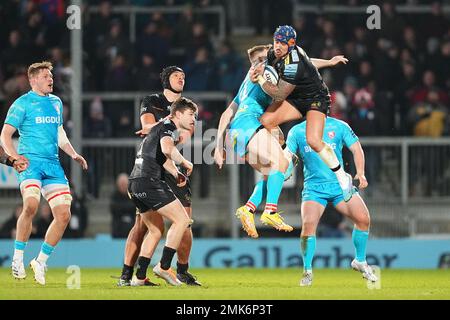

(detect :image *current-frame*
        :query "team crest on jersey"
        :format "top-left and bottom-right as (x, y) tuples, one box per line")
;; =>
(328, 131), (335, 139)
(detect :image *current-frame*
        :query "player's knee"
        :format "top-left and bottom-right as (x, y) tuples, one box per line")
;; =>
(302, 220), (318, 234)
(22, 202), (39, 218)
(56, 211), (71, 225)
(148, 224), (163, 239)
(306, 135), (323, 152)
(177, 215), (192, 229)
(355, 213), (370, 230)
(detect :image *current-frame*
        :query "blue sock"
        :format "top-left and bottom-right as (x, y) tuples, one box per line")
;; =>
(37, 242), (55, 263)
(301, 236), (316, 271)
(14, 240), (27, 251)
(246, 179), (267, 212)
(265, 170), (284, 212)
(352, 227), (369, 262)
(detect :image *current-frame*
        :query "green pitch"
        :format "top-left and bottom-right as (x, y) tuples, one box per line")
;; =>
(1, 268), (449, 300)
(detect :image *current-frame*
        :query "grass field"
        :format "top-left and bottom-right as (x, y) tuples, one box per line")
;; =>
(1, 268), (449, 300)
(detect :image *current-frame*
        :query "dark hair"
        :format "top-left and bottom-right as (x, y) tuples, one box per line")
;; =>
(170, 97), (198, 116)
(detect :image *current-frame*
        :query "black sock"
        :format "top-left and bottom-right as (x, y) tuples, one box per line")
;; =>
(121, 264), (134, 280)
(135, 256), (151, 280)
(160, 246), (176, 270)
(177, 262), (189, 274)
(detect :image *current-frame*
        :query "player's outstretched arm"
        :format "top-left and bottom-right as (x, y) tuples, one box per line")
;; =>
(58, 126), (88, 170)
(214, 101), (238, 169)
(161, 136), (193, 176)
(349, 141), (368, 189)
(310, 55), (348, 69)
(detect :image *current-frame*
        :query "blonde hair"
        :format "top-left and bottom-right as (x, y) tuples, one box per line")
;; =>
(247, 44), (272, 61)
(28, 61), (53, 79)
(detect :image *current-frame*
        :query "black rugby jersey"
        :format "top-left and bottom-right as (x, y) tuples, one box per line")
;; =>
(140, 93), (172, 121)
(129, 120), (178, 180)
(267, 46), (331, 106)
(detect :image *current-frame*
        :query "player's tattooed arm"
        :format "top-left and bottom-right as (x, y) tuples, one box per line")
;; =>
(260, 78), (296, 102)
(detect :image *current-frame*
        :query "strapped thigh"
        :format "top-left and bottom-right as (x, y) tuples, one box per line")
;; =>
(42, 184), (72, 209)
(20, 179), (42, 202)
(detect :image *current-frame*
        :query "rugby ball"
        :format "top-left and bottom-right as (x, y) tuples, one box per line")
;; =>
(263, 65), (279, 84)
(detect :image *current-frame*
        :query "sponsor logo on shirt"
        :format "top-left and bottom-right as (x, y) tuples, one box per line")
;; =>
(35, 116), (60, 124)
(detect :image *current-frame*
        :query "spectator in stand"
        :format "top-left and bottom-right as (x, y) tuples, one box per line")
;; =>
(1, 30), (29, 79)
(183, 47), (214, 91)
(136, 20), (169, 69)
(215, 41), (245, 94)
(110, 173), (136, 238)
(329, 91), (348, 122)
(0, 205), (25, 239)
(411, 70), (449, 105)
(135, 54), (160, 91)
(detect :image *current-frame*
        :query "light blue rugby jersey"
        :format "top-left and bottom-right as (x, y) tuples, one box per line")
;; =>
(5, 90), (63, 161)
(231, 73), (273, 122)
(286, 117), (359, 187)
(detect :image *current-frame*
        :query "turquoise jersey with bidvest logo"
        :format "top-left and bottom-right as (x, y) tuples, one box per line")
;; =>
(286, 117), (359, 188)
(5, 90), (63, 161)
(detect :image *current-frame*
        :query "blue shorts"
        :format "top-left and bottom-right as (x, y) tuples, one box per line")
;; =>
(302, 182), (355, 207)
(229, 115), (263, 157)
(17, 157), (69, 187)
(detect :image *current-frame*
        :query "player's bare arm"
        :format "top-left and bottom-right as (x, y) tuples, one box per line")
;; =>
(349, 141), (368, 189)
(161, 136), (193, 176)
(259, 76), (296, 102)
(58, 126), (88, 170)
(0, 145), (28, 172)
(214, 101), (238, 169)
(1, 124), (21, 159)
(310, 55), (348, 69)
(136, 112), (170, 136)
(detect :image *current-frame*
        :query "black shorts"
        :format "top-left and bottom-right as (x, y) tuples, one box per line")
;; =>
(286, 97), (330, 117)
(128, 177), (177, 213)
(164, 172), (192, 208)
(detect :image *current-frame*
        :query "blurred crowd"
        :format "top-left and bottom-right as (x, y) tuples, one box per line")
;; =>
(1, 1), (450, 137)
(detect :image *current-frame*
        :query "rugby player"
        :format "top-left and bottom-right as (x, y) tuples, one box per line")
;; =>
(285, 117), (377, 286)
(1, 61), (88, 285)
(127, 97), (196, 286)
(249, 25), (354, 202)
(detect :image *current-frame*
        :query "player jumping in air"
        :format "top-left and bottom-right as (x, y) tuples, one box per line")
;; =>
(215, 45), (345, 238)
(249, 25), (354, 202)
(118, 66), (200, 286)
(127, 97), (197, 286)
(1, 61), (88, 285)
(0, 146), (28, 172)
(285, 117), (378, 286)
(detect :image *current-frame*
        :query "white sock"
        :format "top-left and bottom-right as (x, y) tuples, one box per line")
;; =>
(13, 249), (24, 262)
(37, 252), (49, 264)
(317, 144), (348, 188)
